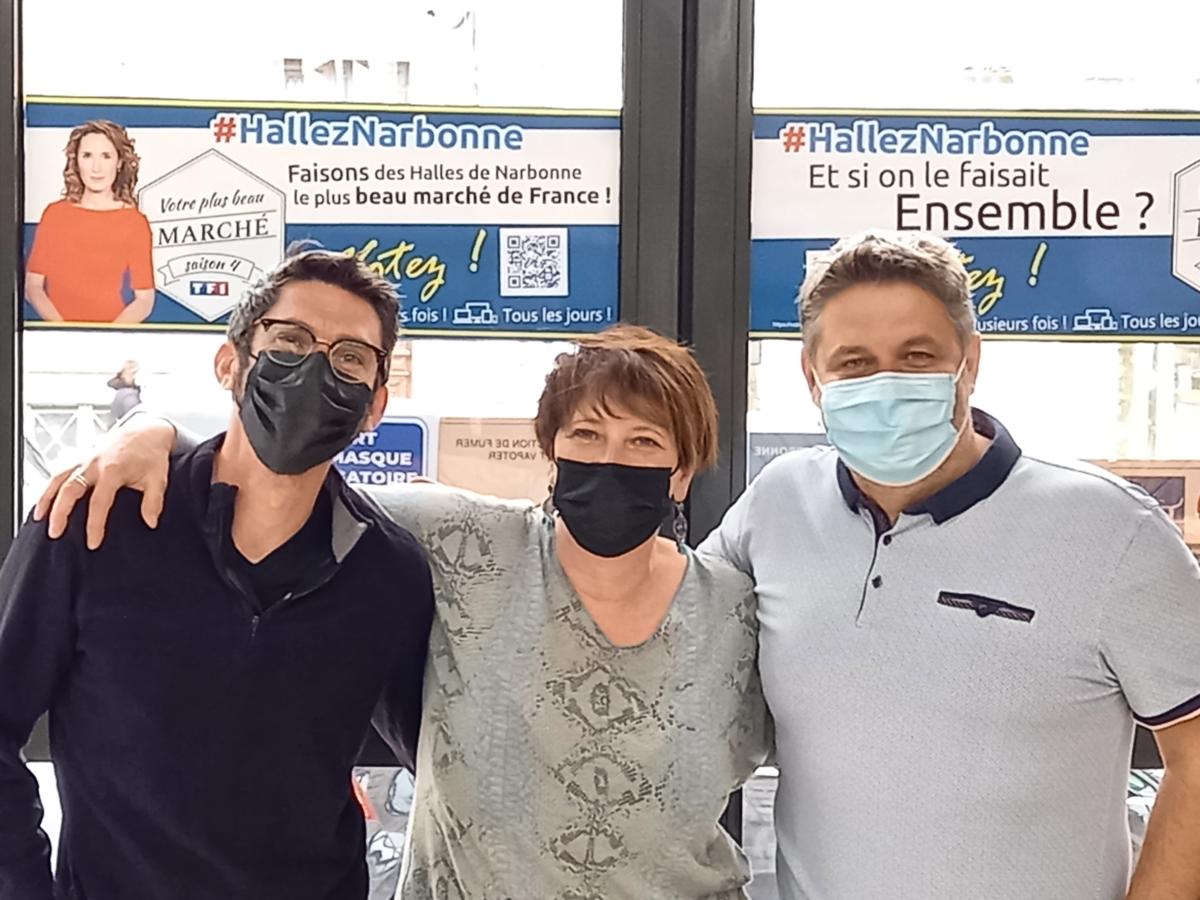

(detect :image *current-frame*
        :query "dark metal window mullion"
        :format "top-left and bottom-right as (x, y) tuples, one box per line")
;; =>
(1, 0), (22, 558)
(678, 0), (755, 842)
(619, 0), (686, 338)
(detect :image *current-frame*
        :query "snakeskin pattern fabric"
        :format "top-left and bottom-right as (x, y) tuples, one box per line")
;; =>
(369, 485), (768, 900)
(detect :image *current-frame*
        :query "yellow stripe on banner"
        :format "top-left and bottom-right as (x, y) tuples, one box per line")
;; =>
(22, 321), (587, 341)
(746, 330), (1200, 344)
(397, 329), (584, 340)
(22, 321), (225, 333)
(25, 95), (622, 118)
(753, 107), (1200, 121)
(979, 333), (1200, 343)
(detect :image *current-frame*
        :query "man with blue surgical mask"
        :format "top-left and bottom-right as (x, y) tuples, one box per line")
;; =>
(813, 356), (972, 489)
(702, 230), (1200, 900)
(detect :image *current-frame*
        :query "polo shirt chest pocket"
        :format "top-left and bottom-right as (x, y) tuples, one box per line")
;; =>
(917, 586), (1045, 647)
(935, 591), (1036, 624)
(908, 583), (1071, 689)
(855, 580), (1086, 733)
(862, 530), (1051, 651)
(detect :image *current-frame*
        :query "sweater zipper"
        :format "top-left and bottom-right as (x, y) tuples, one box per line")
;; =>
(212, 520), (271, 642)
(214, 518), (345, 642)
(245, 562), (339, 642)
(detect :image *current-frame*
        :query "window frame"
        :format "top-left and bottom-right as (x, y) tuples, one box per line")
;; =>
(0, 0), (1161, 809)
(1, 0), (20, 557)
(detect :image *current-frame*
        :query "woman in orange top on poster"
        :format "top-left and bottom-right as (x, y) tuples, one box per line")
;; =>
(25, 120), (156, 324)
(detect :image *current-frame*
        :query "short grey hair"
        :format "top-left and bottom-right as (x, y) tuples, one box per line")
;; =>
(226, 241), (400, 385)
(798, 230), (976, 354)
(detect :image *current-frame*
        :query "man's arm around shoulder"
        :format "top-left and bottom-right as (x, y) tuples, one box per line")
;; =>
(0, 517), (83, 899)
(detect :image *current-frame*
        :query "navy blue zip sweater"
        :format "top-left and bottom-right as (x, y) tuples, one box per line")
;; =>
(0, 436), (435, 900)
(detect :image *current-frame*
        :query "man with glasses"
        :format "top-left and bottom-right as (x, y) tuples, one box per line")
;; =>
(0, 248), (435, 900)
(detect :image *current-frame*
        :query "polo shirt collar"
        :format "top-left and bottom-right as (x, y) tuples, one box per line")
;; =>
(836, 409), (1021, 524)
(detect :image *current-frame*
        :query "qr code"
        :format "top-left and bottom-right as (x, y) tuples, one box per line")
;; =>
(499, 228), (569, 297)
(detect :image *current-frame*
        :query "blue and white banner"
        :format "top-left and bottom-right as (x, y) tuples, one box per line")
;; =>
(23, 98), (620, 334)
(334, 418), (431, 487)
(752, 110), (1200, 340)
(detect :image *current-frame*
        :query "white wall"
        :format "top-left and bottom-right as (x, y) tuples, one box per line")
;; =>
(23, 0), (623, 108)
(754, 0), (1200, 110)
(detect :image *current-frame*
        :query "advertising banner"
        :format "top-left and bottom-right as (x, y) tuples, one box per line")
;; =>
(334, 418), (432, 487)
(23, 97), (620, 335)
(752, 110), (1200, 340)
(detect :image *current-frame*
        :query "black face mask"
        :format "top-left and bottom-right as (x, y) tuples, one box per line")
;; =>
(238, 352), (373, 475)
(553, 459), (673, 558)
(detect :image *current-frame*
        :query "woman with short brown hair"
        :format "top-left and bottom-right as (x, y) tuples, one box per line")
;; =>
(388, 324), (766, 899)
(536, 324), (719, 474)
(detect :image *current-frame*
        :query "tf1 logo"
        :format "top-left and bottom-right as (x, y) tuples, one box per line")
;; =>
(189, 281), (230, 296)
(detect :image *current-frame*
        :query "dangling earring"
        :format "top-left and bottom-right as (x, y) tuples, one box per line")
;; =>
(672, 500), (688, 547)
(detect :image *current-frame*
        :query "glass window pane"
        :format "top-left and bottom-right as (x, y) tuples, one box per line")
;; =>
(747, 1), (1200, 895)
(20, 3), (623, 897)
(24, 1), (622, 108)
(754, 0), (1200, 110)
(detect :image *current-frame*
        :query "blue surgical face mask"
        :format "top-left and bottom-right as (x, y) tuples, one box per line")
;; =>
(816, 360), (969, 487)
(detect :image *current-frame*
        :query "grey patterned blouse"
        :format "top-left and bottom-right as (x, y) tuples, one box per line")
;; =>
(370, 484), (769, 900)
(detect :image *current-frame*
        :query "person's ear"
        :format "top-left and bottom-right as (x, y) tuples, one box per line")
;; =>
(670, 468), (695, 503)
(214, 343), (239, 391)
(364, 385), (389, 431)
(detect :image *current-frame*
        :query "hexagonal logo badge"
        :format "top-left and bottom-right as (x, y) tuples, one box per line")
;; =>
(1173, 158), (1200, 293)
(139, 150), (286, 322)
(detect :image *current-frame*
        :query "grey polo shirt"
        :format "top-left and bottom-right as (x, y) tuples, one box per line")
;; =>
(701, 410), (1200, 900)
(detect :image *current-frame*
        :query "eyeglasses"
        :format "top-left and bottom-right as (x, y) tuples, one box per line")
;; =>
(254, 318), (387, 386)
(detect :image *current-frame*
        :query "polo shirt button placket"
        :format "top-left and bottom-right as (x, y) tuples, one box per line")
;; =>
(874, 534), (892, 592)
